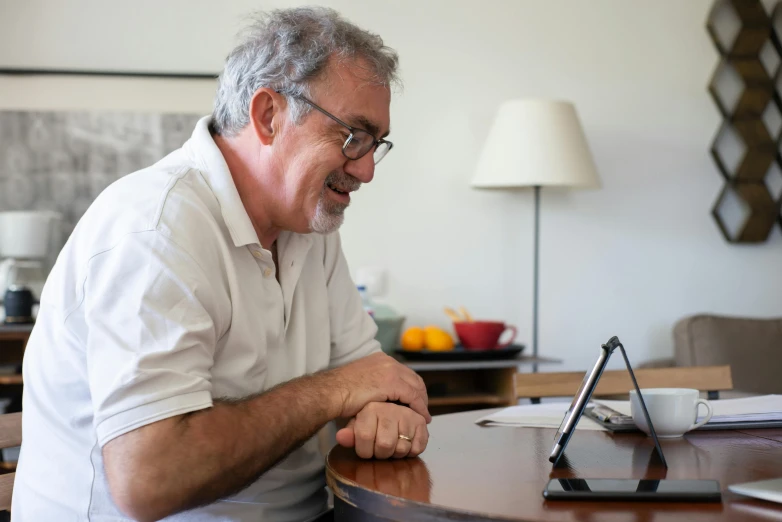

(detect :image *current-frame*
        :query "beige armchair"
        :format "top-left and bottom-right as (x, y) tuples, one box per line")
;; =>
(666, 314), (782, 395)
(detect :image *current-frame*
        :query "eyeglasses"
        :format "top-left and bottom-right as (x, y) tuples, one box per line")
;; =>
(291, 95), (393, 165)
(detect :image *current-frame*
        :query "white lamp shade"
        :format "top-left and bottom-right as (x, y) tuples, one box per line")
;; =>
(471, 99), (601, 189)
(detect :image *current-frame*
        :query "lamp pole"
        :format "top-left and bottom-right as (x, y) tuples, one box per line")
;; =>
(532, 185), (540, 373)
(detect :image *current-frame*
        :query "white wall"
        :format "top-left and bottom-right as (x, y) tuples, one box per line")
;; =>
(1, 0), (780, 371)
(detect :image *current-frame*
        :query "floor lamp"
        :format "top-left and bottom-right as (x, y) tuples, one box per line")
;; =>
(471, 99), (601, 371)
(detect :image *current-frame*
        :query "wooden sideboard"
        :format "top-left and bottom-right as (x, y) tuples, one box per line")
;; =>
(393, 353), (561, 415)
(0, 325), (30, 387)
(0, 324), (30, 415)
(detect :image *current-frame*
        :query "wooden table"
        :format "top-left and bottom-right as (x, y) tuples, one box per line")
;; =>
(327, 408), (782, 521)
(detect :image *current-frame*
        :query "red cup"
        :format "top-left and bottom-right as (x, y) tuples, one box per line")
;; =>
(453, 321), (518, 351)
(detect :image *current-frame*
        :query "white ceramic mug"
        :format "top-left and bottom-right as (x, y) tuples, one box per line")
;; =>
(629, 388), (714, 439)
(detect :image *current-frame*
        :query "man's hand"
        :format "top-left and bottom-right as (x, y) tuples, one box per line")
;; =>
(329, 352), (431, 423)
(335, 402), (429, 459)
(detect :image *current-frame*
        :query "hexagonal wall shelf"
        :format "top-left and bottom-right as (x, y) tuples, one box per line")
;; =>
(767, 161), (782, 200)
(711, 120), (775, 182)
(712, 182), (777, 243)
(708, 0), (781, 243)
(708, 0), (770, 57)
(760, 38), (781, 76)
(770, 2), (782, 55)
(763, 93), (782, 138)
(709, 58), (773, 118)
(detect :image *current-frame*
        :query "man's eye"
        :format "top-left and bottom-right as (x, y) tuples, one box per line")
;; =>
(346, 136), (365, 149)
(350, 134), (369, 147)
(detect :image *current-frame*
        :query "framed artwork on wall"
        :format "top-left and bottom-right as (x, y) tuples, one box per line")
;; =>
(0, 67), (219, 237)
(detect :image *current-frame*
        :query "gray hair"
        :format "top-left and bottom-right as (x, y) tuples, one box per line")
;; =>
(212, 7), (400, 137)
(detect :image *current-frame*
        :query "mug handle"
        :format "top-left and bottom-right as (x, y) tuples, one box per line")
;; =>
(497, 325), (518, 348)
(690, 399), (714, 431)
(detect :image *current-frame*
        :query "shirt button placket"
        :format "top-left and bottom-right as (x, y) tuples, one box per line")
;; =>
(250, 248), (274, 278)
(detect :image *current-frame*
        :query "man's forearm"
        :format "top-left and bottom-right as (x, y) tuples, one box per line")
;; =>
(104, 370), (342, 522)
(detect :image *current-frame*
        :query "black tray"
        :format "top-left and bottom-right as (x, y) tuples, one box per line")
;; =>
(394, 344), (524, 361)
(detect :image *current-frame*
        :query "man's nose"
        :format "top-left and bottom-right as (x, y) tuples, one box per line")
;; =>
(344, 152), (375, 184)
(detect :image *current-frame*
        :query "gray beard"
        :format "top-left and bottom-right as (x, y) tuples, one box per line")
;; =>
(310, 190), (346, 234)
(309, 172), (361, 234)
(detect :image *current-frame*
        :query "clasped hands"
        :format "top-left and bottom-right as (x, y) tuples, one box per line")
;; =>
(332, 353), (431, 459)
(336, 401), (429, 459)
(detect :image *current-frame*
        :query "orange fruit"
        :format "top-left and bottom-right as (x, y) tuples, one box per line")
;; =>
(424, 326), (455, 352)
(401, 327), (425, 351)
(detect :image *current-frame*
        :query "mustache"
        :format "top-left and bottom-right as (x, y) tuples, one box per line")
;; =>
(325, 171), (362, 192)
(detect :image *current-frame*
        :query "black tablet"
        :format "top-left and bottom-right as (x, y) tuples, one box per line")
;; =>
(547, 336), (667, 468)
(547, 341), (612, 465)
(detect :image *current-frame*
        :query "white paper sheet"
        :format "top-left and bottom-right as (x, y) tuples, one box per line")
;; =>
(594, 394), (782, 424)
(475, 402), (607, 431)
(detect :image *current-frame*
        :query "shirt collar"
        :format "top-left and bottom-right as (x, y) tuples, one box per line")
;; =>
(183, 116), (260, 248)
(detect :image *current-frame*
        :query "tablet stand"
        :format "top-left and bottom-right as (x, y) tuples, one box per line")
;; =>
(557, 336), (668, 469)
(607, 337), (667, 468)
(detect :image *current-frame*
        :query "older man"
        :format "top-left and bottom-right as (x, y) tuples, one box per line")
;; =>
(13, 7), (429, 522)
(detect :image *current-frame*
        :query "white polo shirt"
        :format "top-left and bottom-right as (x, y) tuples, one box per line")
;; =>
(12, 117), (380, 521)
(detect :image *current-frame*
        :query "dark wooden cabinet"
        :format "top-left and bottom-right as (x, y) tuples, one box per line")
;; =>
(393, 355), (560, 415)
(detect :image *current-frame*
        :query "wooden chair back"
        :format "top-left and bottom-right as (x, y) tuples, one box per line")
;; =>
(516, 365), (733, 400)
(0, 413), (21, 512)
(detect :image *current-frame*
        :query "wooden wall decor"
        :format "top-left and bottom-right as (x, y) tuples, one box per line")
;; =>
(708, 0), (782, 243)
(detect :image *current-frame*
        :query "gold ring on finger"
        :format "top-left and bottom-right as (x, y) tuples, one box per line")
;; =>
(398, 434), (413, 442)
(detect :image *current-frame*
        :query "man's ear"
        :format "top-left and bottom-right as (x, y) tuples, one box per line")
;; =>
(249, 88), (284, 146)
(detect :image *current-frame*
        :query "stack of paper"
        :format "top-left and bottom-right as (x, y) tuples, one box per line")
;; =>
(594, 395), (782, 425)
(475, 402), (606, 431)
(475, 395), (782, 431)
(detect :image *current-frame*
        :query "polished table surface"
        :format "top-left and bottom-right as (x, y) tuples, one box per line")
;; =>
(327, 408), (782, 521)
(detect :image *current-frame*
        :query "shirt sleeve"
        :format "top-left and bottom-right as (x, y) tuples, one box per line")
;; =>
(323, 233), (381, 368)
(80, 230), (223, 447)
